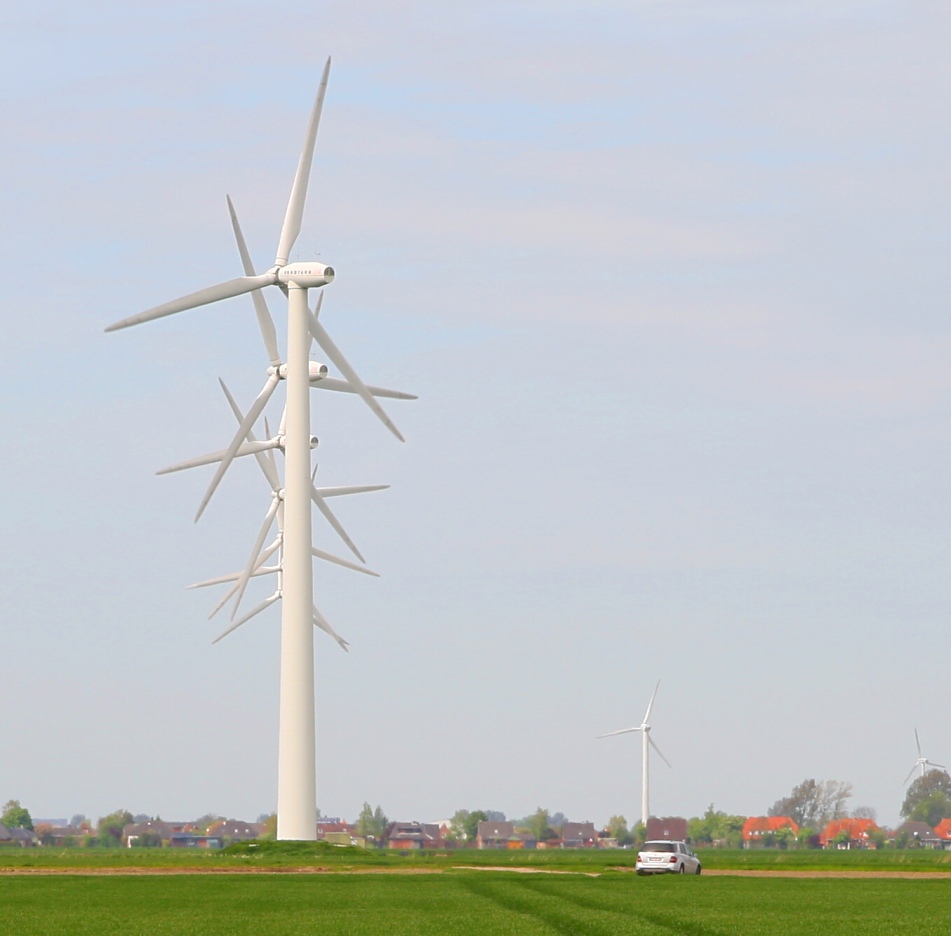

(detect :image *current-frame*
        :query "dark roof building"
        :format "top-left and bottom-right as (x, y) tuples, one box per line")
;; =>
(205, 820), (262, 842)
(123, 820), (176, 845)
(894, 821), (943, 848)
(560, 822), (599, 848)
(646, 817), (688, 842)
(476, 821), (515, 849)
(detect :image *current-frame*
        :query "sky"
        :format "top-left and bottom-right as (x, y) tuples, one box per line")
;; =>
(2, 0), (950, 831)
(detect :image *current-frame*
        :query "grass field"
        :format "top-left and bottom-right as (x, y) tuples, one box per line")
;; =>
(4, 841), (951, 872)
(4, 845), (951, 934)
(5, 871), (951, 934)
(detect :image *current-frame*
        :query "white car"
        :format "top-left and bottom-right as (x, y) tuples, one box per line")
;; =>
(636, 840), (701, 875)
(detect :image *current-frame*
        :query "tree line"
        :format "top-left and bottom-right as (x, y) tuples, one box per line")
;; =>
(6, 771), (950, 849)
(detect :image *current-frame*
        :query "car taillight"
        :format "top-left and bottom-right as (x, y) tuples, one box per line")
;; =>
(636, 854), (643, 861)
(669, 855), (677, 863)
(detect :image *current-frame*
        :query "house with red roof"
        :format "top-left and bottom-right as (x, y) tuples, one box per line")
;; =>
(741, 816), (799, 848)
(819, 818), (879, 849)
(933, 818), (951, 847)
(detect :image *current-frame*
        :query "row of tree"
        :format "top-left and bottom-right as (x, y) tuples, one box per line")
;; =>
(354, 772), (951, 851)
(766, 771), (951, 831)
(7, 770), (951, 849)
(0, 802), (138, 846)
(899, 771), (951, 827)
(0, 802), (281, 847)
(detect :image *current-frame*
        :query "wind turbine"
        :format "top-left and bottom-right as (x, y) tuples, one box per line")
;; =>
(597, 680), (671, 829)
(180, 385), (385, 645)
(904, 728), (947, 784)
(105, 58), (414, 840)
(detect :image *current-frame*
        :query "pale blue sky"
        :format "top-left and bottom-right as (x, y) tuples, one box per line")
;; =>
(2, 1), (949, 829)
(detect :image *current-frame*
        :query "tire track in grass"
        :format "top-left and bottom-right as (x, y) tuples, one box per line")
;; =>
(514, 875), (733, 936)
(458, 873), (673, 935)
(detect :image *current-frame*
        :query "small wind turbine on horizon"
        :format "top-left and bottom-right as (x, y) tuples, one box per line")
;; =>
(106, 58), (416, 841)
(904, 728), (947, 784)
(598, 680), (672, 829)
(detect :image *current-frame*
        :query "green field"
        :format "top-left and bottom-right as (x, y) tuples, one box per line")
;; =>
(4, 871), (951, 934)
(3, 846), (951, 934)
(3, 842), (951, 873)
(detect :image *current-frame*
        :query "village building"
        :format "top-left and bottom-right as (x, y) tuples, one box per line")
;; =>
(891, 821), (943, 849)
(476, 821), (515, 849)
(741, 816), (799, 848)
(385, 822), (445, 850)
(933, 818), (951, 847)
(205, 820), (263, 844)
(646, 817), (688, 842)
(819, 818), (879, 849)
(559, 822), (599, 848)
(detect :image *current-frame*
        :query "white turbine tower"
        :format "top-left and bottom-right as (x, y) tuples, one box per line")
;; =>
(106, 58), (413, 841)
(904, 728), (947, 784)
(598, 680), (672, 829)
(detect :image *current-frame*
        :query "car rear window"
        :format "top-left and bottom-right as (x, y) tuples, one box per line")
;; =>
(644, 842), (676, 852)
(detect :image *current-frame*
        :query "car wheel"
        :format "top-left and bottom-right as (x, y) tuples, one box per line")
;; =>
(695, 864), (701, 875)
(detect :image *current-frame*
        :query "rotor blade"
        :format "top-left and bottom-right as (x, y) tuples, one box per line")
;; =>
(194, 375), (281, 522)
(266, 438), (278, 481)
(227, 195), (281, 366)
(206, 541), (280, 619)
(231, 498), (281, 618)
(264, 416), (279, 485)
(648, 735), (672, 769)
(597, 727), (642, 739)
(643, 679), (661, 724)
(106, 273), (276, 332)
(313, 489), (364, 563)
(208, 580), (241, 621)
(313, 603), (349, 652)
(188, 561), (279, 590)
(313, 547), (379, 577)
(926, 761), (948, 771)
(220, 380), (281, 493)
(275, 57), (331, 266)
(915, 728), (922, 758)
(315, 484), (389, 498)
(212, 592), (281, 644)
(157, 438), (278, 475)
(309, 312), (404, 442)
(305, 291), (323, 356)
(313, 376), (418, 401)
(903, 764), (919, 785)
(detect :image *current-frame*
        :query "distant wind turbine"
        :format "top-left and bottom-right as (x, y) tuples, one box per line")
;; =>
(904, 728), (947, 784)
(598, 680), (672, 829)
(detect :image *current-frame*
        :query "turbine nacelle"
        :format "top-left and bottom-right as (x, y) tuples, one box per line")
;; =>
(273, 361), (329, 381)
(277, 262), (335, 289)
